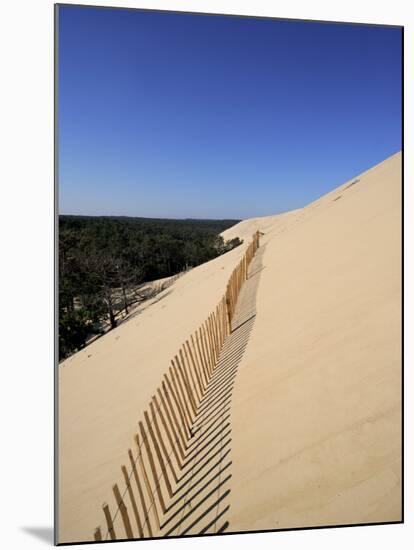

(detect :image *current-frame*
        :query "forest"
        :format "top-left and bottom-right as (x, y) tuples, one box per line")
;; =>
(59, 215), (241, 360)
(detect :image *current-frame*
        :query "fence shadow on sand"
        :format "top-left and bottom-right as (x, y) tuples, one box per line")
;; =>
(92, 233), (265, 542)
(161, 245), (265, 537)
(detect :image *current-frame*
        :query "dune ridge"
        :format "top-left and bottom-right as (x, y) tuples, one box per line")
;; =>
(59, 151), (401, 542)
(228, 151), (402, 530)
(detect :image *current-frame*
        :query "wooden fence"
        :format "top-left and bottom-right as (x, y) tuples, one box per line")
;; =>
(92, 231), (260, 541)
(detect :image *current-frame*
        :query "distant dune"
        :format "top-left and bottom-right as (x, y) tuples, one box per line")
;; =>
(58, 152), (401, 543)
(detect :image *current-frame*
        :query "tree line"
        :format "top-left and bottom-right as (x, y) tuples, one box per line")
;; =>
(59, 215), (241, 360)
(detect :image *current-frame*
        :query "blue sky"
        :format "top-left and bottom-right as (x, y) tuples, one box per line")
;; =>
(58, 6), (402, 219)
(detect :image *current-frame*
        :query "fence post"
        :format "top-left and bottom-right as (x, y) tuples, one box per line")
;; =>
(206, 316), (216, 366)
(121, 464), (144, 538)
(225, 296), (232, 333)
(180, 346), (201, 404)
(144, 410), (173, 499)
(157, 388), (185, 462)
(216, 304), (223, 349)
(152, 394), (182, 469)
(128, 448), (153, 537)
(201, 322), (212, 375)
(165, 372), (191, 438)
(209, 314), (218, 362)
(160, 382), (187, 454)
(195, 330), (209, 386)
(135, 433), (161, 528)
(113, 483), (134, 539)
(102, 502), (116, 540)
(170, 363), (194, 427)
(185, 339), (204, 397)
(176, 353), (197, 414)
(149, 401), (178, 484)
(138, 421), (167, 514)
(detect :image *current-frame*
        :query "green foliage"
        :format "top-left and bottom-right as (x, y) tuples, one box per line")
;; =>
(59, 215), (241, 360)
(59, 308), (93, 358)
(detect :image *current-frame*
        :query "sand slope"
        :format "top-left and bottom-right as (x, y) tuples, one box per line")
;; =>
(58, 210), (274, 542)
(229, 151), (402, 530)
(58, 152), (401, 542)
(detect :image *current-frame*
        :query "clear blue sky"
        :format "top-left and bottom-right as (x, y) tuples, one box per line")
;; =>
(58, 6), (402, 219)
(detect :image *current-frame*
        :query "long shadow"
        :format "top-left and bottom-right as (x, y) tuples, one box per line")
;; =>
(180, 490), (231, 536)
(199, 506), (230, 534)
(162, 462), (232, 528)
(200, 365), (239, 401)
(202, 357), (242, 389)
(191, 394), (233, 432)
(216, 520), (230, 534)
(195, 330), (254, 412)
(198, 364), (242, 404)
(167, 450), (231, 511)
(198, 339), (253, 398)
(247, 266), (266, 280)
(196, 364), (238, 406)
(231, 313), (257, 334)
(174, 438), (232, 493)
(162, 244), (267, 536)
(194, 345), (252, 416)
(195, 382), (236, 420)
(198, 369), (238, 406)
(164, 478), (232, 536)
(186, 413), (231, 453)
(182, 426), (231, 470)
(189, 406), (231, 443)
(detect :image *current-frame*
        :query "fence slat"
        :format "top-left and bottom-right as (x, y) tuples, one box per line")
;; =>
(195, 330), (209, 386)
(113, 483), (134, 539)
(179, 349), (199, 409)
(121, 465), (144, 538)
(170, 364), (194, 428)
(201, 323), (212, 375)
(159, 383), (186, 458)
(210, 313), (218, 361)
(199, 325), (211, 377)
(206, 317), (215, 367)
(182, 344), (201, 403)
(175, 353), (196, 415)
(90, 231), (261, 540)
(144, 411), (173, 499)
(207, 317), (216, 368)
(152, 394), (182, 469)
(149, 401), (178, 484)
(103, 502), (116, 540)
(128, 448), (153, 537)
(135, 433), (161, 528)
(139, 421), (167, 513)
(164, 373), (191, 439)
(185, 339), (204, 398)
(187, 333), (206, 399)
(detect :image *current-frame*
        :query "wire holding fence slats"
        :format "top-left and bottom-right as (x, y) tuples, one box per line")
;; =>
(93, 231), (260, 541)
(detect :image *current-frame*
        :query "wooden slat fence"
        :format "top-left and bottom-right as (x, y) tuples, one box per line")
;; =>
(92, 231), (260, 540)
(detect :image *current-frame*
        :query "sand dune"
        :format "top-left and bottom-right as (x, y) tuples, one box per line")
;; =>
(58, 212), (266, 542)
(229, 151), (402, 530)
(58, 152), (401, 543)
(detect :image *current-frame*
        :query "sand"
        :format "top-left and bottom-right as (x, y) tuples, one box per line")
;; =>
(229, 151), (402, 530)
(58, 215), (256, 542)
(58, 151), (401, 543)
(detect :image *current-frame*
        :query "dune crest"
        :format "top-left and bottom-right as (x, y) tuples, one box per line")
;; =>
(229, 151), (402, 530)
